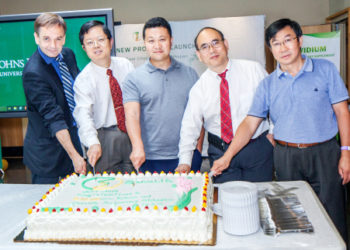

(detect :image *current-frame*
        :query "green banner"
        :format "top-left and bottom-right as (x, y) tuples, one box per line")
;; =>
(301, 31), (340, 71)
(0, 16), (106, 113)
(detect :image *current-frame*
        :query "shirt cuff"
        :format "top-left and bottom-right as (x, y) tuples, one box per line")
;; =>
(85, 136), (101, 148)
(178, 151), (194, 167)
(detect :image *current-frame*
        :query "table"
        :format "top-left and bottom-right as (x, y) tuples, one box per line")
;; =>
(0, 181), (345, 250)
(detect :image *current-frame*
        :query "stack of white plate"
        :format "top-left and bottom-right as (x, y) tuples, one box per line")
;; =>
(214, 181), (260, 235)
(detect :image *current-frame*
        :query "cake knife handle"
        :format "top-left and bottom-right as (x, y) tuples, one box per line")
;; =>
(208, 170), (215, 178)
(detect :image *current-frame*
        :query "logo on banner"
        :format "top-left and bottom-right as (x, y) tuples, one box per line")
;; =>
(133, 31), (141, 42)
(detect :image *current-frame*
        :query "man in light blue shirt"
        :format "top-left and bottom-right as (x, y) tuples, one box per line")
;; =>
(123, 17), (203, 173)
(211, 18), (350, 241)
(250, 55), (347, 143)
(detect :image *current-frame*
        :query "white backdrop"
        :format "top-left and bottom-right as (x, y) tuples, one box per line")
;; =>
(114, 15), (266, 75)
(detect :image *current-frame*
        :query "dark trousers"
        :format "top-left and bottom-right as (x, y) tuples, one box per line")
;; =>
(31, 174), (65, 184)
(87, 126), (135, 174)
(139, 149), (202, 173)
(274, 138), (347, 242)
(208, 131), (274, 183)
(30, 126), (80, 184)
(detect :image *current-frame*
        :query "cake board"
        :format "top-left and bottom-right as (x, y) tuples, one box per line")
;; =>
(14, 214), (217, 246)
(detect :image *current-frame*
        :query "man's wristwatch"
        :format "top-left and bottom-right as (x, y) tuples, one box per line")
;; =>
(341, 146), (350, 151)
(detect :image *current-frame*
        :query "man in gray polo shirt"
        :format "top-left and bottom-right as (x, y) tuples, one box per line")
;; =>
(123, 17), (203, 173)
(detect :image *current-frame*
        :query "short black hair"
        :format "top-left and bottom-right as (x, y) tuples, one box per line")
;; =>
(194, 27), (225, 51)
(142, 17), (172, 39)
(79, 20), (112, 45)
(265, 18), (303, 48)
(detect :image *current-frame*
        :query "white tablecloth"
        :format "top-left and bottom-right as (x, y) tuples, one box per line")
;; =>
(0, 181), (345, 250)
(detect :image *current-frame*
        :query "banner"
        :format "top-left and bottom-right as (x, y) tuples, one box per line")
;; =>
(115, 15), (266, 75)
(301, 31), (340, 71)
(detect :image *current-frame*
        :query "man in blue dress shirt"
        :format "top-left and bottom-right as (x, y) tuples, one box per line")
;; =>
(211, 18), (350, 241)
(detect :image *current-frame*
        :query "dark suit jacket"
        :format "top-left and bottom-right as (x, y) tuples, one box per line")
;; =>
(22, 47), (82, 177)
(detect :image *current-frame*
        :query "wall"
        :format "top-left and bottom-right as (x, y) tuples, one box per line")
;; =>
(330, 0), (350, 15)
(0, 0), (329, 26)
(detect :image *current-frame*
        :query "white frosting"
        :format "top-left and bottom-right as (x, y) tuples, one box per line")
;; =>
(24, 172), (213, 243)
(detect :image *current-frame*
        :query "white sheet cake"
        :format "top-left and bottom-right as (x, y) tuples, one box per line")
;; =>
(24, 171), (213, 243)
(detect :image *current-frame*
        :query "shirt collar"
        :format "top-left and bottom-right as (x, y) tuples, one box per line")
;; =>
(207, 59), (232, 78)
(91, 60), (112, 75)
(38, 46), (62, 65)
(146, 56), (180, 73)
(302, 55), (313, 72)
(276, 54), (313, 78)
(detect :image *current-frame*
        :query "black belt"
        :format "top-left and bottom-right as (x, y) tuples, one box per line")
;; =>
(98, 125), (118, 131)
(208, 131), (268, 152)
(208, 133), (229, 151)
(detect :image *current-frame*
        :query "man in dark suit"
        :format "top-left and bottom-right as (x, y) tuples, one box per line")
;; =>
(22, 13), (86, 184)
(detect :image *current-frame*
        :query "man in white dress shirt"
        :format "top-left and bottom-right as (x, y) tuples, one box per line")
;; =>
(73, 20), (135, 173)
(177, 27), (274, 183)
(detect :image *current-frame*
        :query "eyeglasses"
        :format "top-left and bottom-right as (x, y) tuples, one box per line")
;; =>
(84, 38), (108, 48)
(198, 39), (223, 53)
(271, 37), (297, 49)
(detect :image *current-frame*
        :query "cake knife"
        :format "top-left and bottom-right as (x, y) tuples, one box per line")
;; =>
(208, 170), (215, 178)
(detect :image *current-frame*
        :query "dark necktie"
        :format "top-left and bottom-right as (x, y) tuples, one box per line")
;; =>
(107, 69), (126, 133)
(219, 69), (233, 143)
(55, 56), (75, 114)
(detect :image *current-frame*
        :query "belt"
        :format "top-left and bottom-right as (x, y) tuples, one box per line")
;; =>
(208, 133), (229, 151)
(276, 140), (320, 149)
(98, 125), (118, 131)
(208, 131), (268, 152)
